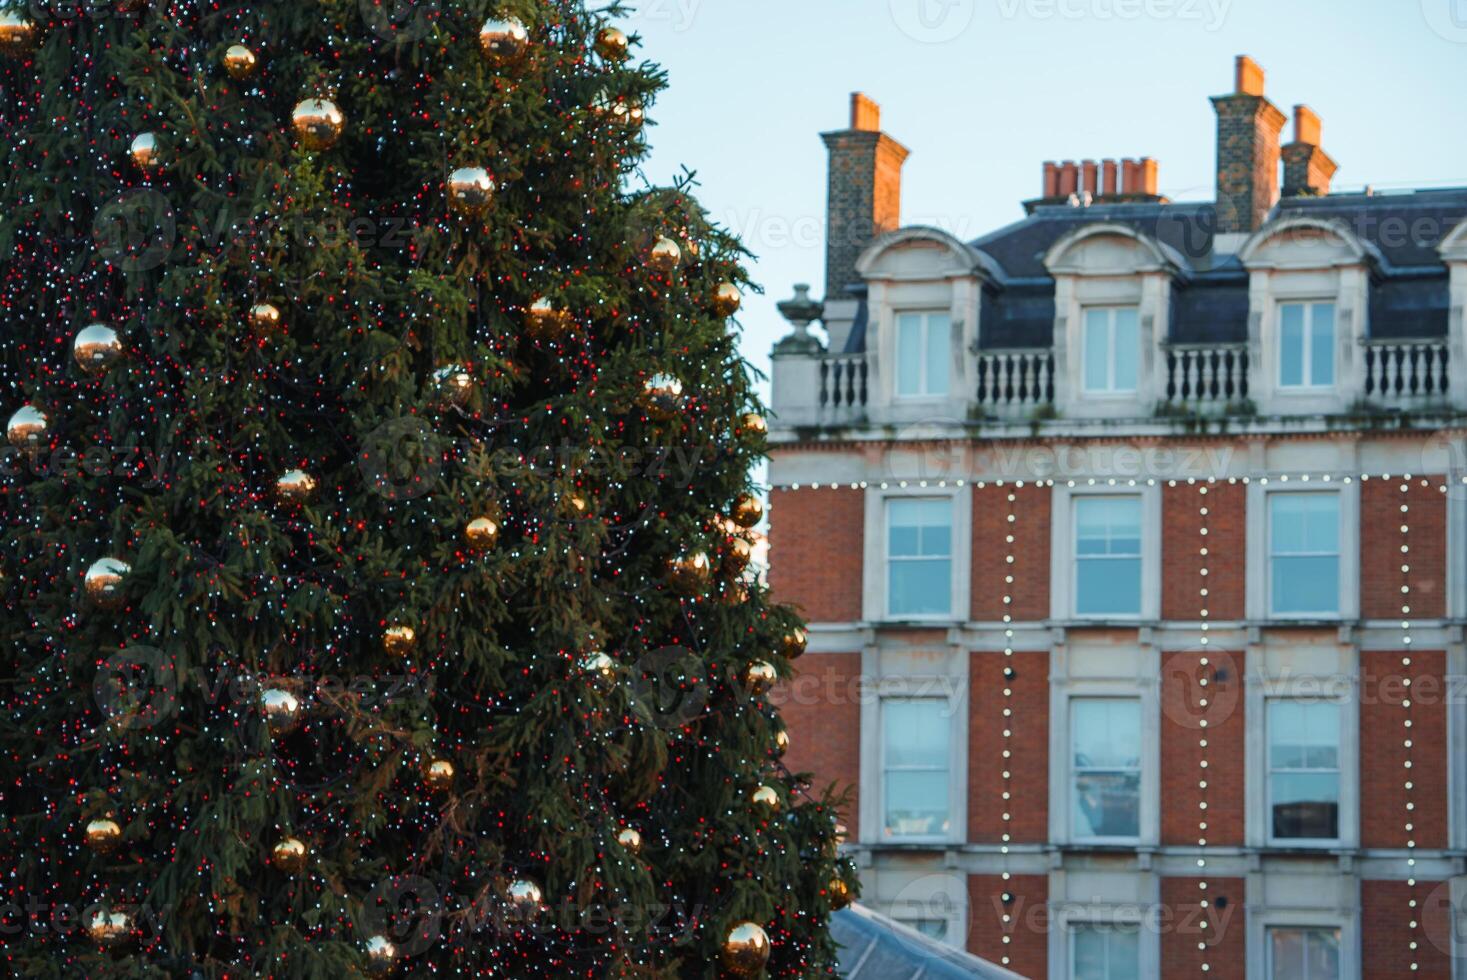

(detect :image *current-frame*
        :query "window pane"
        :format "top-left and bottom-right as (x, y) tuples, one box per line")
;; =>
(1073, 927), (1106, 980)
(884, 701), (948, 767)
(897, 315), (922, 395)
(919, 522), (951, 557)
(1309, 304), (1335, 386)
(1280, 304), (1305, 387)
(1271, 774), (1340, 839)
(1271, 556), (1339, 613)
(1112, 308), (1139, 392)
(1074, 772), (1141, 838)
(1074, 925), (1140, 980)
(889, 559), (951, 616)
(1271, 929), (1341, 980)
(1076, 497), (1142, 556)
(1270, 494), (1339, 615)
(1076, 558), (1142, 615)
(1073, 700), (1141, 769)
(925, 315), (950, 396)
(884, 701), (949, 838)
(1269, 701), (1341, 841)
(884, 771), (949, 836)
(1084, 310), (1110, 391)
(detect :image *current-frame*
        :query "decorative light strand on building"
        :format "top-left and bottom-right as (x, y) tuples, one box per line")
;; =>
(996, 480), (1020, 969)
(772, 472), (1467, 492)
(1401, 478), (1419, 972)
(1196, 478), (1214, 974)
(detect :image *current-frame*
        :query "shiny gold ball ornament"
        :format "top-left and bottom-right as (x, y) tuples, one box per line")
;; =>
(738, 412), (768, 438)
(248, 302), (283, 332)
(642, 373), (684, 419)
(128, 131), (163, 171)
(364, 934), (398, 975)
(383, 625), (417, 657)
(828, 877), (853, 910)
(275, 469), (318, 503)
(593, 92), (644, 129)
(773, 725), (790, 757)
(744, 660), (777, 696)
(271, 837), (308, 874)
(478, 16), (529, 64)
(647, 236), (682, 273)
(712, 281), (742, 317)
(720, 921), (771, 976)
(85, 818), (123, 854)
(0, 10), (39, 58)
(423, 757), (455, 792)
(223, 43), (257, 79)
(505, 878), (543, 917)
(779, 626), (808, 660)
(594, 26), (629, 61)
(291, 98), (345, 151)
(446, 166), (495, 216)
(730, 492), (764, 529)
(86, 907), (133, 948)
(84, 558), (130, 609)
(6, 404), (48, 448)
(723, 536), (752, 574)
(580, 650), (616, 684)
(615, 826), (642, 854)
(525, 297), (575, 340)
(666, 552), (712, 596)
(433, 363), (475, 406)
(465, 516), (500, 550)
(261, 687), (302, 735)
(751, 784), (781, 811)
(74, 323), (123, 374)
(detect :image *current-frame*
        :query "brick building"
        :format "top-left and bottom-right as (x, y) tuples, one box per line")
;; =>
(767, 57), (1467, 979)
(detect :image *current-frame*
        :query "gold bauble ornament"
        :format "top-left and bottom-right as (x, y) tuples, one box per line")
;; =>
(446, 166), (495, 216)
(84, 558), (130, 610)
(423, 757), (455, 792)
(465, 516), (500, 550)
(723, 537), (752, 574)
(74, 323), (123, 374)
(275, 469), (318, 503)
(383, 625), (417, 657)
(562, 493), (590, 518)
(85, 818), (123, 854)
(779, 627), (808, 660)
(730, 492), (764, 529)
(615, 826), (642, 854)
(6, 404), (48, 448)
(86, 907), (133, 948)
(712, 282), (742, 317)
(580, 650), (616, 684)
(291, 98), (344, 151)
(646, 236), (681, 273)
(248, 302), (283, 332)
(592, 90), (644, 128)
(433, 364), (475, 406)
(505, 878), (543, 917)
(773, 725), (790, 757)
(594, 26), (629, 61)
(720, 921), (771, 976)
(364, 934), (398, 976)
(128, 132), (163, 171)
(223, 43), (257, 80)
(525, 297), (575, 340)
(666, 552), (711, 595)
(751, 784), (781, 811)
(642, 374), (684, 419)
(478, 17), (529, 64)
(738, 412), (768, 438)
(828, 877), (853, 910)
(271, 837), (308, 874)
(743, 661), (776, 696)
(0, 10), (39, 58)
(261, 687), (302, 734)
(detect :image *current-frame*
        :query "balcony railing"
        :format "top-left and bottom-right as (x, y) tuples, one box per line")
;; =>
(1161, 344), (1250, 411)
(819, 352), (868, 423)
(1363, 339), (1450, 407)
(975, 348), (1054, 415)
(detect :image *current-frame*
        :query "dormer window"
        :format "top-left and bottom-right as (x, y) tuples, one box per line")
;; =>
(1277, 301), (1336, 389)
(895, 312), (950, 398)
(1081, 307), (1139, 394)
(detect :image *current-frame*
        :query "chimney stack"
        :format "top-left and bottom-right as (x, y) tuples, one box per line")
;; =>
(821, 93), (910, 298)
(1211, 55), (1287, 235)
(1281, 104), (1338, 198)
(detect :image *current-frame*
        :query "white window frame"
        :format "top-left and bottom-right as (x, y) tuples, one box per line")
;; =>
(1051, 903), (1161, 979)
(1275, 300), (1337, 391)
(864, 486), (971, 624)
(1245, 480), (1359, 621)
(1050, 483), (1161, 622)
(1080, 306), (1141, 395)
(1265, 924), (1344, 979)
(893, 310), (952, 401)
(1068, 697), (1145, 845)
(1266, 489), (1343, 618)
(1071, 495), (1145, 620)
(1264, 698), (1343, 847)
(1247, 908), (1358, 980)
(878, 696), (952, 843)
(1068, 921), (1143, 980)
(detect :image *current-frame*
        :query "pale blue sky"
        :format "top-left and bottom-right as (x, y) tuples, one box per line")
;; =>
(629, 0), (1467, 395)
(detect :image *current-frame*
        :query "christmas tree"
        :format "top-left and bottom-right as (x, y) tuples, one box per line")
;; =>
(0, 1), (850, 975)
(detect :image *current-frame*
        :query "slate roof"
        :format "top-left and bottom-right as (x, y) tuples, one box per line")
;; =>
(832, 904), (1025, 979)
(858, 189), (1467, 352)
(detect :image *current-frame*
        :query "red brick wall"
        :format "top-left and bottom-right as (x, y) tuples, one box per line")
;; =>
(1162, 481), (1246, 621)
(1361, 477), (1446, 619)
(969, 650), (1050, 844)
(767, 486), (864, 623)
(1159, 877), (1246, 980)
(971, 483), (1051, 622)
(1362, 879), (1453, 978)
(771, 652), (862, 838)
(1360, 650), (1448, 849)
(967, 873), (1047, 978)
(1161, 651), (1246, 846)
